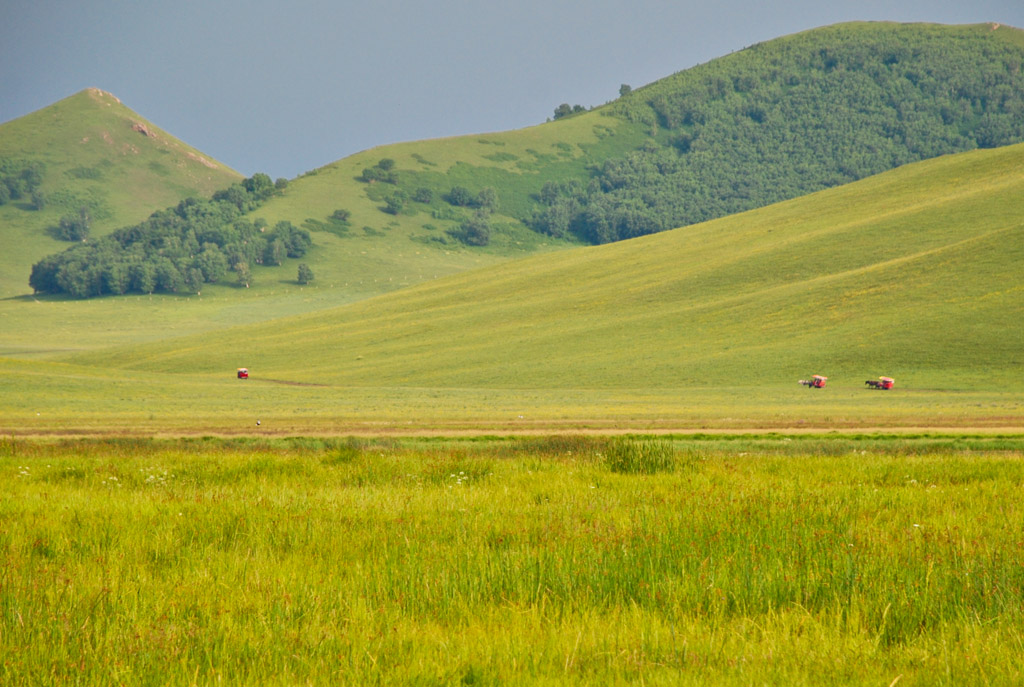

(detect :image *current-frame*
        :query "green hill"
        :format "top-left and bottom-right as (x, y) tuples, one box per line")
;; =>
(260, 21), (1024, 247)
(0, 88), (241, 297)
(63, 141), (1024, 395)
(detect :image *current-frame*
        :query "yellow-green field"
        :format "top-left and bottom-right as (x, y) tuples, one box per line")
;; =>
(2, 436), (1022, 685)
(2, 358), (1023, 437)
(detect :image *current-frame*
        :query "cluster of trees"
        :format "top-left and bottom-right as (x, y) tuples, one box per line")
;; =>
(444, 186), (499, 246)
(29, 173), (310, 298)
(531, 24), (1024, 244)
(382, 187), (436, 215)
(553, 103), (588, 120)
(55, 207), (92, 241)
(0, 159), (44, 209)
(359, 158), (398, 184)
(446, 185), (497, 211)
(447, 212), (491, 246)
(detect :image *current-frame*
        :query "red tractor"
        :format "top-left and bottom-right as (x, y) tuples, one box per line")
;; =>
(237, 368), (249, 379)
(799, 375), (828, 389)
(865, 376), (894, 390)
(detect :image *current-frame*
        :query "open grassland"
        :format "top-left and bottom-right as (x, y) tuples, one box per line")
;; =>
(62, 144), (1024, 397)
(1, 359), (1022, 436)
(1, 436), (1022, 685)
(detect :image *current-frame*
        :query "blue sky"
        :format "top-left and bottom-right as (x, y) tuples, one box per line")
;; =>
(3, 0), (1022, 179)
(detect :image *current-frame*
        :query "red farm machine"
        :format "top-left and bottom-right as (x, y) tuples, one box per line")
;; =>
(799, 375), (828, 389)
(237, 368), (249, 379)
(865, 376), (894, 390)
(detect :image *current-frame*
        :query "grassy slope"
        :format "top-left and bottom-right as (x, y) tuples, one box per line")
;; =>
(0, 89), (241, 297)
(230, 114), (647, 315)
(8, 142), (1015, 432)
(79, 142), (1024, 387)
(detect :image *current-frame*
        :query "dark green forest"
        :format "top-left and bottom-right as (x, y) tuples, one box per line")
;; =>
(29, 174), (310, 298)
(531, 23), (1024, 243)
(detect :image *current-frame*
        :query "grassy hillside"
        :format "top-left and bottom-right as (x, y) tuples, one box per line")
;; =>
(78, 141), (1024, 388)
(0, 88), (241, 297)
(10, 141), (1015, 433)
(561, 21), (1024, 242)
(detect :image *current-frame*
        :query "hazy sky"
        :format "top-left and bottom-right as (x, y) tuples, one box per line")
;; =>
(3, 0), (1022, 179)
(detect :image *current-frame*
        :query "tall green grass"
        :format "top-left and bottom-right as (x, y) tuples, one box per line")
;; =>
(603, 437), (681, 473)
(2, 438), (1022, 684)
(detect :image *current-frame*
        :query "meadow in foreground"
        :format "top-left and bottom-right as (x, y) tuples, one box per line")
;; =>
(1, 435), (1022, 685)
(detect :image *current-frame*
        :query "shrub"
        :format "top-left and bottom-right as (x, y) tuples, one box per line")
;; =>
(447, 212), (490, 246)
(446, 186), (474, 207)
(359, 159), (398, 184)
(384, 193), (406, 215)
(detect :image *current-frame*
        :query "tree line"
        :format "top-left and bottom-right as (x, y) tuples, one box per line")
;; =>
(29, 173), (311, 298)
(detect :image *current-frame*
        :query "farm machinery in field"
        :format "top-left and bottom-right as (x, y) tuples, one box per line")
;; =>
(797, 375), (895, 390)
(798, 375), (828, 389)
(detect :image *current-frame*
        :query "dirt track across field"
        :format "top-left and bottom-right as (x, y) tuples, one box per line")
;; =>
(4, 424), (1024, 440)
